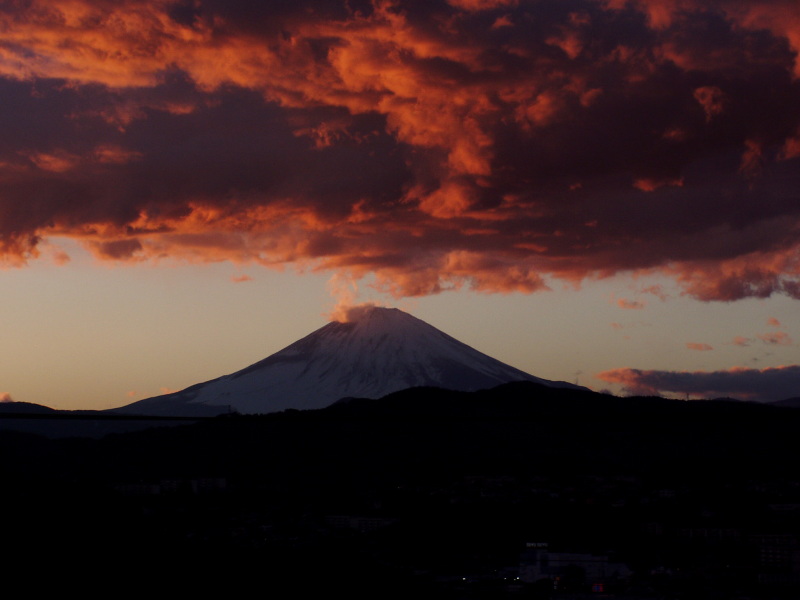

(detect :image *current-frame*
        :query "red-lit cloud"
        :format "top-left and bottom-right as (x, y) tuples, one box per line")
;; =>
(758, 331), (793, 346)
(0, 0), (798, 300)
(729, 330), (794, 347)
(596, 364), (800, 402)
(686, 342), (713, 351)
(616, 298), (645, 310)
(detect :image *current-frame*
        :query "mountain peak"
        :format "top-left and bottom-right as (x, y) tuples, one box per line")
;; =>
(118, 306), (581, 416)
(329, 305), (425, 335)
(329, 303), (399, 323)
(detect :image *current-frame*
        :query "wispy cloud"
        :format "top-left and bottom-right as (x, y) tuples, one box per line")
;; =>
(686, 342), (714, 351)
(730, 336), (752, 347)
(596, 364), (800, 402)
(758, 331), (793, 346)
(617, 298), (646, 310)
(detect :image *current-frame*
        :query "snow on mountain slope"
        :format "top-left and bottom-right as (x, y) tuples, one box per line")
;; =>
(117, 306), (580, 416)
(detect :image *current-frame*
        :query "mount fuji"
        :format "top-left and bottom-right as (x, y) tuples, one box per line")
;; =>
(116, 305), (581, 416)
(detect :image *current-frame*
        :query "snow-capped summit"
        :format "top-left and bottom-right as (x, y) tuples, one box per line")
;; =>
(117, 305), (579, 416)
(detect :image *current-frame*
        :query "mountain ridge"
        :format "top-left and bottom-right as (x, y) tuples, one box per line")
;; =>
(115, 306), (582, 416)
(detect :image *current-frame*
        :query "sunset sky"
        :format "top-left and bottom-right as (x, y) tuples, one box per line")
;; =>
(2, 0), (799, 410)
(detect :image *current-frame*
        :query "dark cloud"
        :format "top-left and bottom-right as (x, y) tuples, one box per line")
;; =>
(0, 0), (798, 299)
(596, 364), (800, 402)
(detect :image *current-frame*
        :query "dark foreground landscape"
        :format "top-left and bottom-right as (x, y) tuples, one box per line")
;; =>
(4, 382), (800, 598)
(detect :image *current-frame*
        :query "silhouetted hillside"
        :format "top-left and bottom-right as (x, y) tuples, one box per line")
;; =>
(4, 382), (800, 598)
(773, 396), (800, 408)
(0, 400), (57, 414)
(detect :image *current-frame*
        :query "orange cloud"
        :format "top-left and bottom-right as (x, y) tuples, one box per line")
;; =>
(731, 0), (800, 78)
(693, 86), (726, 122)
(669, 245), (800, 302)
(640, 284), (669, 301)
(686, 342), (713, 351)
(620, 0), (800, 77)
(781, 129), (800, 159)
(617, 298), (645, 310)
(25, 151), (81, 173)
(446, 0), (519, 10)
(758, 331), (793, 346)
(0, 0), (798, 304)
(633, 177), (683, 192)
(739, 139), (765, 180)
